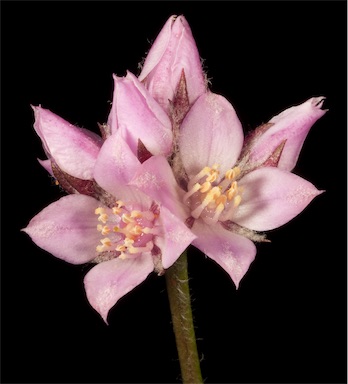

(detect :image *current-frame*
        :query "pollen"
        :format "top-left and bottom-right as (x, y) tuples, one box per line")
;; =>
(184, 164), (243, 225)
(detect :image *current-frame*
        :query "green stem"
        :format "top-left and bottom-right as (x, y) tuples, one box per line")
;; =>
(165, 250), (203, 383)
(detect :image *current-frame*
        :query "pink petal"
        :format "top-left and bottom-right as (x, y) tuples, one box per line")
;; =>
(22, 195), (102, 264)
(129, 155), (188, 218)
(37, 158), (53, 175)
(233, 167), (324, 231)
(32, 106), (102, 180)
(84, 254), (154, 323)
(192, 220), (257, 288)
(138, 15), (206, 113)
(249, 97), (327, 171)
(179, 92), (244, 180)
(106, 72), (173, 156)
(155, 205), (196, 269)
(93, 130), (140, 197)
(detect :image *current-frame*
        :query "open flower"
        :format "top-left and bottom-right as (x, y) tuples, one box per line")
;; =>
(138, 14), (207, 114)
(23, 108), (196, 323)
(161, 92), (327, 287)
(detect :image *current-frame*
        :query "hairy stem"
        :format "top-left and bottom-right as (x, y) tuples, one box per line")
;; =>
(165, 250), (203, 383)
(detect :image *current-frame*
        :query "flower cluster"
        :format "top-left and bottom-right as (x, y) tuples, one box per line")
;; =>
(23, 15), (326, 323)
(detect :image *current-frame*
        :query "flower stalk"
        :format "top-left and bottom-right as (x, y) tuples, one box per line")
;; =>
(165, 250), (203, 383)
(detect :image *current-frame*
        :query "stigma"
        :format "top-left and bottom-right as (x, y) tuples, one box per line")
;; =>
(184, 165), (243, 225)
(94, 201), (159, 260)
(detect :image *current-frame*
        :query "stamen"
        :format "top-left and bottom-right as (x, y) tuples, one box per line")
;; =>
(128, 241), (154, 254)
(187, 164), (219, 190)
(226, 181), (238, 200)
(98, 214), (108, 224)
(95, 207), (105, 215)
(211, 202), (225, 223)
(95, 204), (158, 259)
(225, 166), (241, 180)
(191, 186), (221, 219)
(184, 164), (244, 224)
(200, 181), (212, 193)
(101, 238), (112, 247)
(101, 225), (111, 235)
(183, 182), (202, 204)
(122, 213), (134, 224)
(234, 195), (242, 207)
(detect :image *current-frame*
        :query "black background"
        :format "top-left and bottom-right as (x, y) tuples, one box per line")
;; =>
(1, 1), (347, 383)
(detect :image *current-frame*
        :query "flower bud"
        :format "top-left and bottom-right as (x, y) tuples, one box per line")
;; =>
(138, 15), (206, 113)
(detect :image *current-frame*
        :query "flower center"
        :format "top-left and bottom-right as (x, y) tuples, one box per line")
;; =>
(183, 164), (243, 225)
(94, 200), (159, 259)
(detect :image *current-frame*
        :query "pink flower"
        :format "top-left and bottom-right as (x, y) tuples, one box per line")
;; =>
(138, 15), (207, 114)
(23, 115), (196, 323)
(160, 92), (326, 288)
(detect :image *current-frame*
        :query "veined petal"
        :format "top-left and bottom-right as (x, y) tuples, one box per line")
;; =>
(107, 72), (173, 156)
(234, 167), (324, 231)
(180, 92), (244, 180)
(22, 195), (102, 264)
(93, 130), (140, 197)
(84, 254), (154, 323)
(192, 220), (257, 288)
(249, 97), (327, 171)
(139, 15), (206, 112)
(155, 205), (196, 269)
(32, 106), (102, 180)
(129, 155), (188, 218)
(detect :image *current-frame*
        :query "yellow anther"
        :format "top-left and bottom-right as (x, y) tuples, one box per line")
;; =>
(98, 213), (109, 224)
(96, 245), (105, 252)
(234, 195), (242, 207)
(97, 224), (103, 232)
(124, 238), (135, 247)
(225, 166), (241, 180)
(100, 237), (112, 247)
(209, 186), (221, 200)
(119, 253), (128, 260)
(129, 225), (143, 236)
(143, 227), (154, 235)
(200, 187), (221, 208)
(202, 166), (212, 174)
(116, 244), (127, 252)
(122, 213), (134, 224)
(113, 226), (120, 232)
(196, 165), (218, 182)
(215, 195), (227, 206)
(206, 172), (218, 183)
(200, 181), (212, 193)
(116, 200), (124, 207)
(112, 206), (122, 215)
(95, 207), (105, 215)
(101, 225), (111, 235)
(227, 181), (238, 200)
